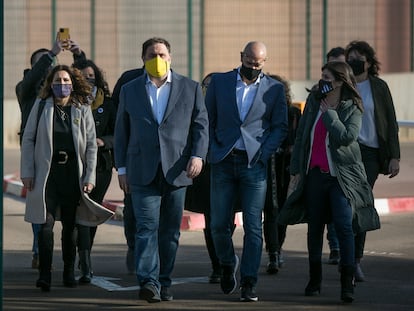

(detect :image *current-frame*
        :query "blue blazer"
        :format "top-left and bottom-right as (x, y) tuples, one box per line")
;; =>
(206, 70), (288, 167)
(114, 71), (209, 188)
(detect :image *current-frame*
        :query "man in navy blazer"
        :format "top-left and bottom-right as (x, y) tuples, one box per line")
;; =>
(114, 37), (209, 303)
(205, 41), (288, 302)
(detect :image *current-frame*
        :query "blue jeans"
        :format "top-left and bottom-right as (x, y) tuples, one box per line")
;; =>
(326, 223), (339, 250)
(32, 223), (41, 255)
(305, 168), (355, 267)
(130, 168), (186, 289)
(210, 154), (267, 286)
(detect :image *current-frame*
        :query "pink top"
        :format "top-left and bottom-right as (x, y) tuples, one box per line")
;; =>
(309, 115), (329, 172)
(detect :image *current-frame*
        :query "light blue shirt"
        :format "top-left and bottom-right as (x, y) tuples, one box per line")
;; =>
(234, 68), (261, 150)
(145, 70), (172, 124)
(357, 79), (379, 148)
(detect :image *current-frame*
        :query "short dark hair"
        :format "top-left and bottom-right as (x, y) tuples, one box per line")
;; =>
(30, 48), (49, 66)
(326, 47), (345, 61)
(141, 37), (171, 59)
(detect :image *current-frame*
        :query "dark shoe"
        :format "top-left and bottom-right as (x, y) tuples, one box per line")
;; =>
(36, 272), (51, 292)
(327, 249), (340, 265)
(63, 268), (78, 288)
(305, 280), (321, 296)
(78, 250), (92, 284)
(240, 283), (258, 302)
(139, 283), (161, 303)
(341, 265), (355, 303)
(209, 269), (222, 284)
(266, 252), (279, 274)
(220, 255), (239, 294)
(354, 262), (366, 282)
(305, 261), (322, 296)
(160, 286), (173, 301)
(126, 248), (135, 275)
(36, 279), (51, 292)
(79, 275), (91, 284)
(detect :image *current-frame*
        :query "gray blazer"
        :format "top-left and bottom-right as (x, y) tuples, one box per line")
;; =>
(21, 97), (114, 226)
(206, 70), (288, 167)
(114, 71), (209, 188)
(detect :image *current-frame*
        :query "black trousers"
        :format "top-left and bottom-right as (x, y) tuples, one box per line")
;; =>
(355, 144), (380, 259)
(263, 153), (289, 254)
(39, 158), (80, 273)
(77, 168), (112, 251)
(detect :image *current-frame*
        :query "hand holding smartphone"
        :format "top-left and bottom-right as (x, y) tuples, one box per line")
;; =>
(58, 28), (70, 49)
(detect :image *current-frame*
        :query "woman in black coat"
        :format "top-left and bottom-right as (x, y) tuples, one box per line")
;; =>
(73, 59), (116, 283)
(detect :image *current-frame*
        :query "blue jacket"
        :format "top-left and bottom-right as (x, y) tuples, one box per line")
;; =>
(205, 70), (288, 167)
(114, 71), (209, 188)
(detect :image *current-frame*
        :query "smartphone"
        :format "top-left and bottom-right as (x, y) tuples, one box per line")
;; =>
(58, 28), (70, 41)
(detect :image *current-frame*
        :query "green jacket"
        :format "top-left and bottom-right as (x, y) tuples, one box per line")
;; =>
(278, 92), (380, 233)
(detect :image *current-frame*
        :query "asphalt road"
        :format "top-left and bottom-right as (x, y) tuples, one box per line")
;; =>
(2, 144), (414, 310)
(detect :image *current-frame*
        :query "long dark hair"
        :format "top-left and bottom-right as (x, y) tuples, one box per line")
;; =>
(72, 59), (111, 97)
(321, 61), (363, 111)
(39, 65), (92, 105)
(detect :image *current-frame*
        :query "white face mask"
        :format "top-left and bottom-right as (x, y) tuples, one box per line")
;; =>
(91, 86), (97, 98)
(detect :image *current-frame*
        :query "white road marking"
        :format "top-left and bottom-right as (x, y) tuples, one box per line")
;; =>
(91, 276), (209, 292)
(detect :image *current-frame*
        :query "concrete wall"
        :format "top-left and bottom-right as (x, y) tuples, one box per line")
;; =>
(5, 73), (414, 148)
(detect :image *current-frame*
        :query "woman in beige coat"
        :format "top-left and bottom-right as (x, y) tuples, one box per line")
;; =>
(21, 65), (113, 292)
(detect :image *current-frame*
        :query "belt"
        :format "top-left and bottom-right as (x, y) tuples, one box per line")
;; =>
(53, 151), (75, 164)
(229, 148), (248, 156)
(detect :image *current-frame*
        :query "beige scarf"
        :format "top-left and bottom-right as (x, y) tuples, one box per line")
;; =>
(91, 88), (105, 110)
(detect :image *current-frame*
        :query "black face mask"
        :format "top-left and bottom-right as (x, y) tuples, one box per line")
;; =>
(86, 78), (96, 87)
(318, 79), (334, 98)
(240, 64), (261, 81)
(347, 59), (365, 76)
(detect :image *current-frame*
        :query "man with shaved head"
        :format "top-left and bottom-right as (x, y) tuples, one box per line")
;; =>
(205, 41), (288, 302)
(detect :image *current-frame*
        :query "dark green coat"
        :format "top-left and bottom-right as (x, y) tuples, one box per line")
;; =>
(369, 75), (400, 174)
(278, 93), (380, 233)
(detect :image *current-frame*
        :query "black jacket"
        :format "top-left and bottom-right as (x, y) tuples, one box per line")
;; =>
(111, 67), (145, 108)
(93, 96), (117, 171)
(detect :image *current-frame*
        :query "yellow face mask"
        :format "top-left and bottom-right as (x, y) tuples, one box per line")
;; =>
(145, 55), (170, 78)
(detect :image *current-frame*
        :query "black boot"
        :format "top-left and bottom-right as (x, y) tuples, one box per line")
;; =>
(78, 250), (92, 284)
(36, 226), (53, 292)
(266, 252), (280, 274)
(203, 228), (222, 283)
(305, 261), (322, 296)
(63, 263), (77, 287)
(62, 229), (77, 288)
(341, 265), (355, 303)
